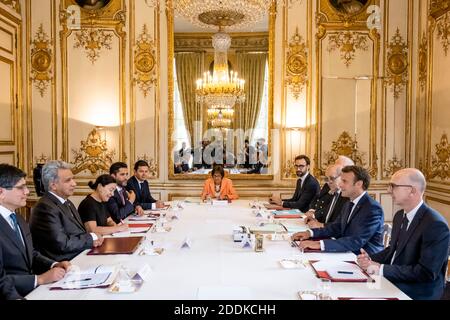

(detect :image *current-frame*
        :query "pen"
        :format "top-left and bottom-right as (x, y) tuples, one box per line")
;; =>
(337, 271), (353, 274)
(66, 278), (92, 283)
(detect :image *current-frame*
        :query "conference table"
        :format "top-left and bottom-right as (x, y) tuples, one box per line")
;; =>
(26, 200), (410, 300)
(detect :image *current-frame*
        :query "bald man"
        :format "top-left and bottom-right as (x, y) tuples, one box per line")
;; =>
(335, 155), (355, 168)
(357, 168), (449, 300)
(306, 165), (349, 228)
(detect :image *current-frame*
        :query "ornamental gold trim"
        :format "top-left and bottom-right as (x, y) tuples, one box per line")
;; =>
(430, 0), (450, 19)
(327, 31), (369, 67)
(137, 154), (158, 179)
(436, 12), (450, 56)
(317, 131), (367, 176)
(283, 159), (297, 179)
(384, 156), (404, 177)
(286, 26), (308, 99)
(133, 24), (157, 97)
(71, 127), (116, 175)
(428, 133), (450, 180)
(0, 0), (20, 13)
(73, 28), (113, 64)
(30, 24), (52, 97)
(385, 28), (408, 99)
(418, 32), (427, 92)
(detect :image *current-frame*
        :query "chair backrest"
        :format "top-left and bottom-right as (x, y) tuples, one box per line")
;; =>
(383, 223), (393, 248)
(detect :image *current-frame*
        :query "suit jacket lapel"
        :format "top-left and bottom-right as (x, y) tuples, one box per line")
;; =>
(16, 215), (33, 267)
(343, 194), (367, 232)
(46, 193), (85, 231)
(0, 216), (29, 265)
(394, 204), (427, 261)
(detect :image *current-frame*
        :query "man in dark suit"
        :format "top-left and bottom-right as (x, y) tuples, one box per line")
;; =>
(107, 162), (140, 223)
(0, 263), (21, 300)
(126, 160), (164, 210)
(292, 166), (384, 256)
(305, 164), (349, 228)
(30, 161), (103, 262)
(0, 164), (71, 297)
(269, 155), (320, 212)
(357, 168), (450, 300)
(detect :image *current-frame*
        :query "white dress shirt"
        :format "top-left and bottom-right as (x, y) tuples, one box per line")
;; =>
(379, 200), (423, 276)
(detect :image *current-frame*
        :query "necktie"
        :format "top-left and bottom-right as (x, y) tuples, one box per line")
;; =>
(139, 182), (145, 198)
(9, 213), (24, 246)
(346, 202), (355, 223)
(391, 213), (409, 264)
(118, 189), (126, 205)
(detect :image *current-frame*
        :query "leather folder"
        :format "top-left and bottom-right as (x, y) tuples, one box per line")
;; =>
(309, 260), (374, 283)
(87, 236), (143, 255)
(128, 223), (153, 228)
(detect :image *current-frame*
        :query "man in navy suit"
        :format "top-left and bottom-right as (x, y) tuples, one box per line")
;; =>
(292, 165), (384, 256)
(126, 160), (164, 210)
(106, 162), (140, 223)
(269, 155), (320, 212)
(357, 168), (449, 300)
(0, 164), (71, 297)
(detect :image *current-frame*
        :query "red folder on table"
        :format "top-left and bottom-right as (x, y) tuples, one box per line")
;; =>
(274, 214), (302, 219)
(87, 236), (143, 255)
(309, 260), (374, 283)
(337, 297), (399, 300)
(128, 223), (153, 228)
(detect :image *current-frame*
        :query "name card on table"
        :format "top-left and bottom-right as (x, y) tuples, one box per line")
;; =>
(181, 237), (192, 249)
(241, 234), (254, 249)
(133, 264), (153, 282)
(212, 200), (229, 206)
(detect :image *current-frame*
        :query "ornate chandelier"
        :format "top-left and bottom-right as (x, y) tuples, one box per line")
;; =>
(196, 31), (245, 109)
(207, 108), (235, 128)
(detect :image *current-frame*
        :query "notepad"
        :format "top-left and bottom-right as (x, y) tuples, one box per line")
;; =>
(310, 260), (371, 282)
(249, 223), (287, 234)
(50, 265), (116, 290)
(273, 209), (302, 215)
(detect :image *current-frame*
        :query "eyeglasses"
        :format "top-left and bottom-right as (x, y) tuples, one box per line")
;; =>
(324, 175), (339, 182)
(387, 183), (413, 190)
(294, 164), (307, 168)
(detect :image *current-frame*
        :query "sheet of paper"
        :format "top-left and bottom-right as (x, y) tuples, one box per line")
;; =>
(312, 261), (368, 280)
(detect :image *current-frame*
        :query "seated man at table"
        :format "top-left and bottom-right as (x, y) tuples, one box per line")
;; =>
(269, 155), (320, 212)
(357, 168), (449, 300)
(0, 164), (71, 296)
(305, 164), (349, 228)
(292, 166), (384, 256)
(106, 162), (140, 223)
(30, 161), (104, 261)
(126, 160), (164, 210)
(201, 165), (238, 201)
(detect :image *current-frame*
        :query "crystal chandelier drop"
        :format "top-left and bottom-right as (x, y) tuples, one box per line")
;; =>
(207, 108), (235, 128)
(196, 31), (245, 110)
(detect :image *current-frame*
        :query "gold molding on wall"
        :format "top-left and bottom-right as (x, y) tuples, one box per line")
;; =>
(327, 30), (369, 67)
(285, 26), (308, 98)
(385, 28), (409, 99)
(0, 55), (15, 146)
(59, 0), (127, 163)
(30, 23), (52, 97)
(314, 22), (380, 180)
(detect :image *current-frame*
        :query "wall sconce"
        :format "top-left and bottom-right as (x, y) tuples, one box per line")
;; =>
(71, 126), (116, 175)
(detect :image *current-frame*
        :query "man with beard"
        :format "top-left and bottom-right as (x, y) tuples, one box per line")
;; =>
(269, 155), (320, 212)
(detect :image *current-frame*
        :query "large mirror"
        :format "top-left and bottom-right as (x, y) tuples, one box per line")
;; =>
(167, 2), (275, 180)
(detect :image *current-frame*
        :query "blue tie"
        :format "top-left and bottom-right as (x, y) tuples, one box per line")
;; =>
(9, 212), (23, 245)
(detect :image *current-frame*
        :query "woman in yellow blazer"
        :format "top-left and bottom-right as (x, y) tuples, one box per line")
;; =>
(201, 165), (239, 201)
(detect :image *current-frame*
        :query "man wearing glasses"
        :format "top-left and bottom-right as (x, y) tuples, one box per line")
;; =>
(269, 155), (320, 212)
(0, 164), (71, 298)
(305, 164), (349, 228)
(357, 168), (449, 300)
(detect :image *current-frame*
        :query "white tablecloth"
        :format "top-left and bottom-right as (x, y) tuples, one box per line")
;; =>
(26, 200), (410, 300)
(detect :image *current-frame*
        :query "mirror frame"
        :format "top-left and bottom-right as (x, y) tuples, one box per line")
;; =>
(167, 1), (276, 180)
